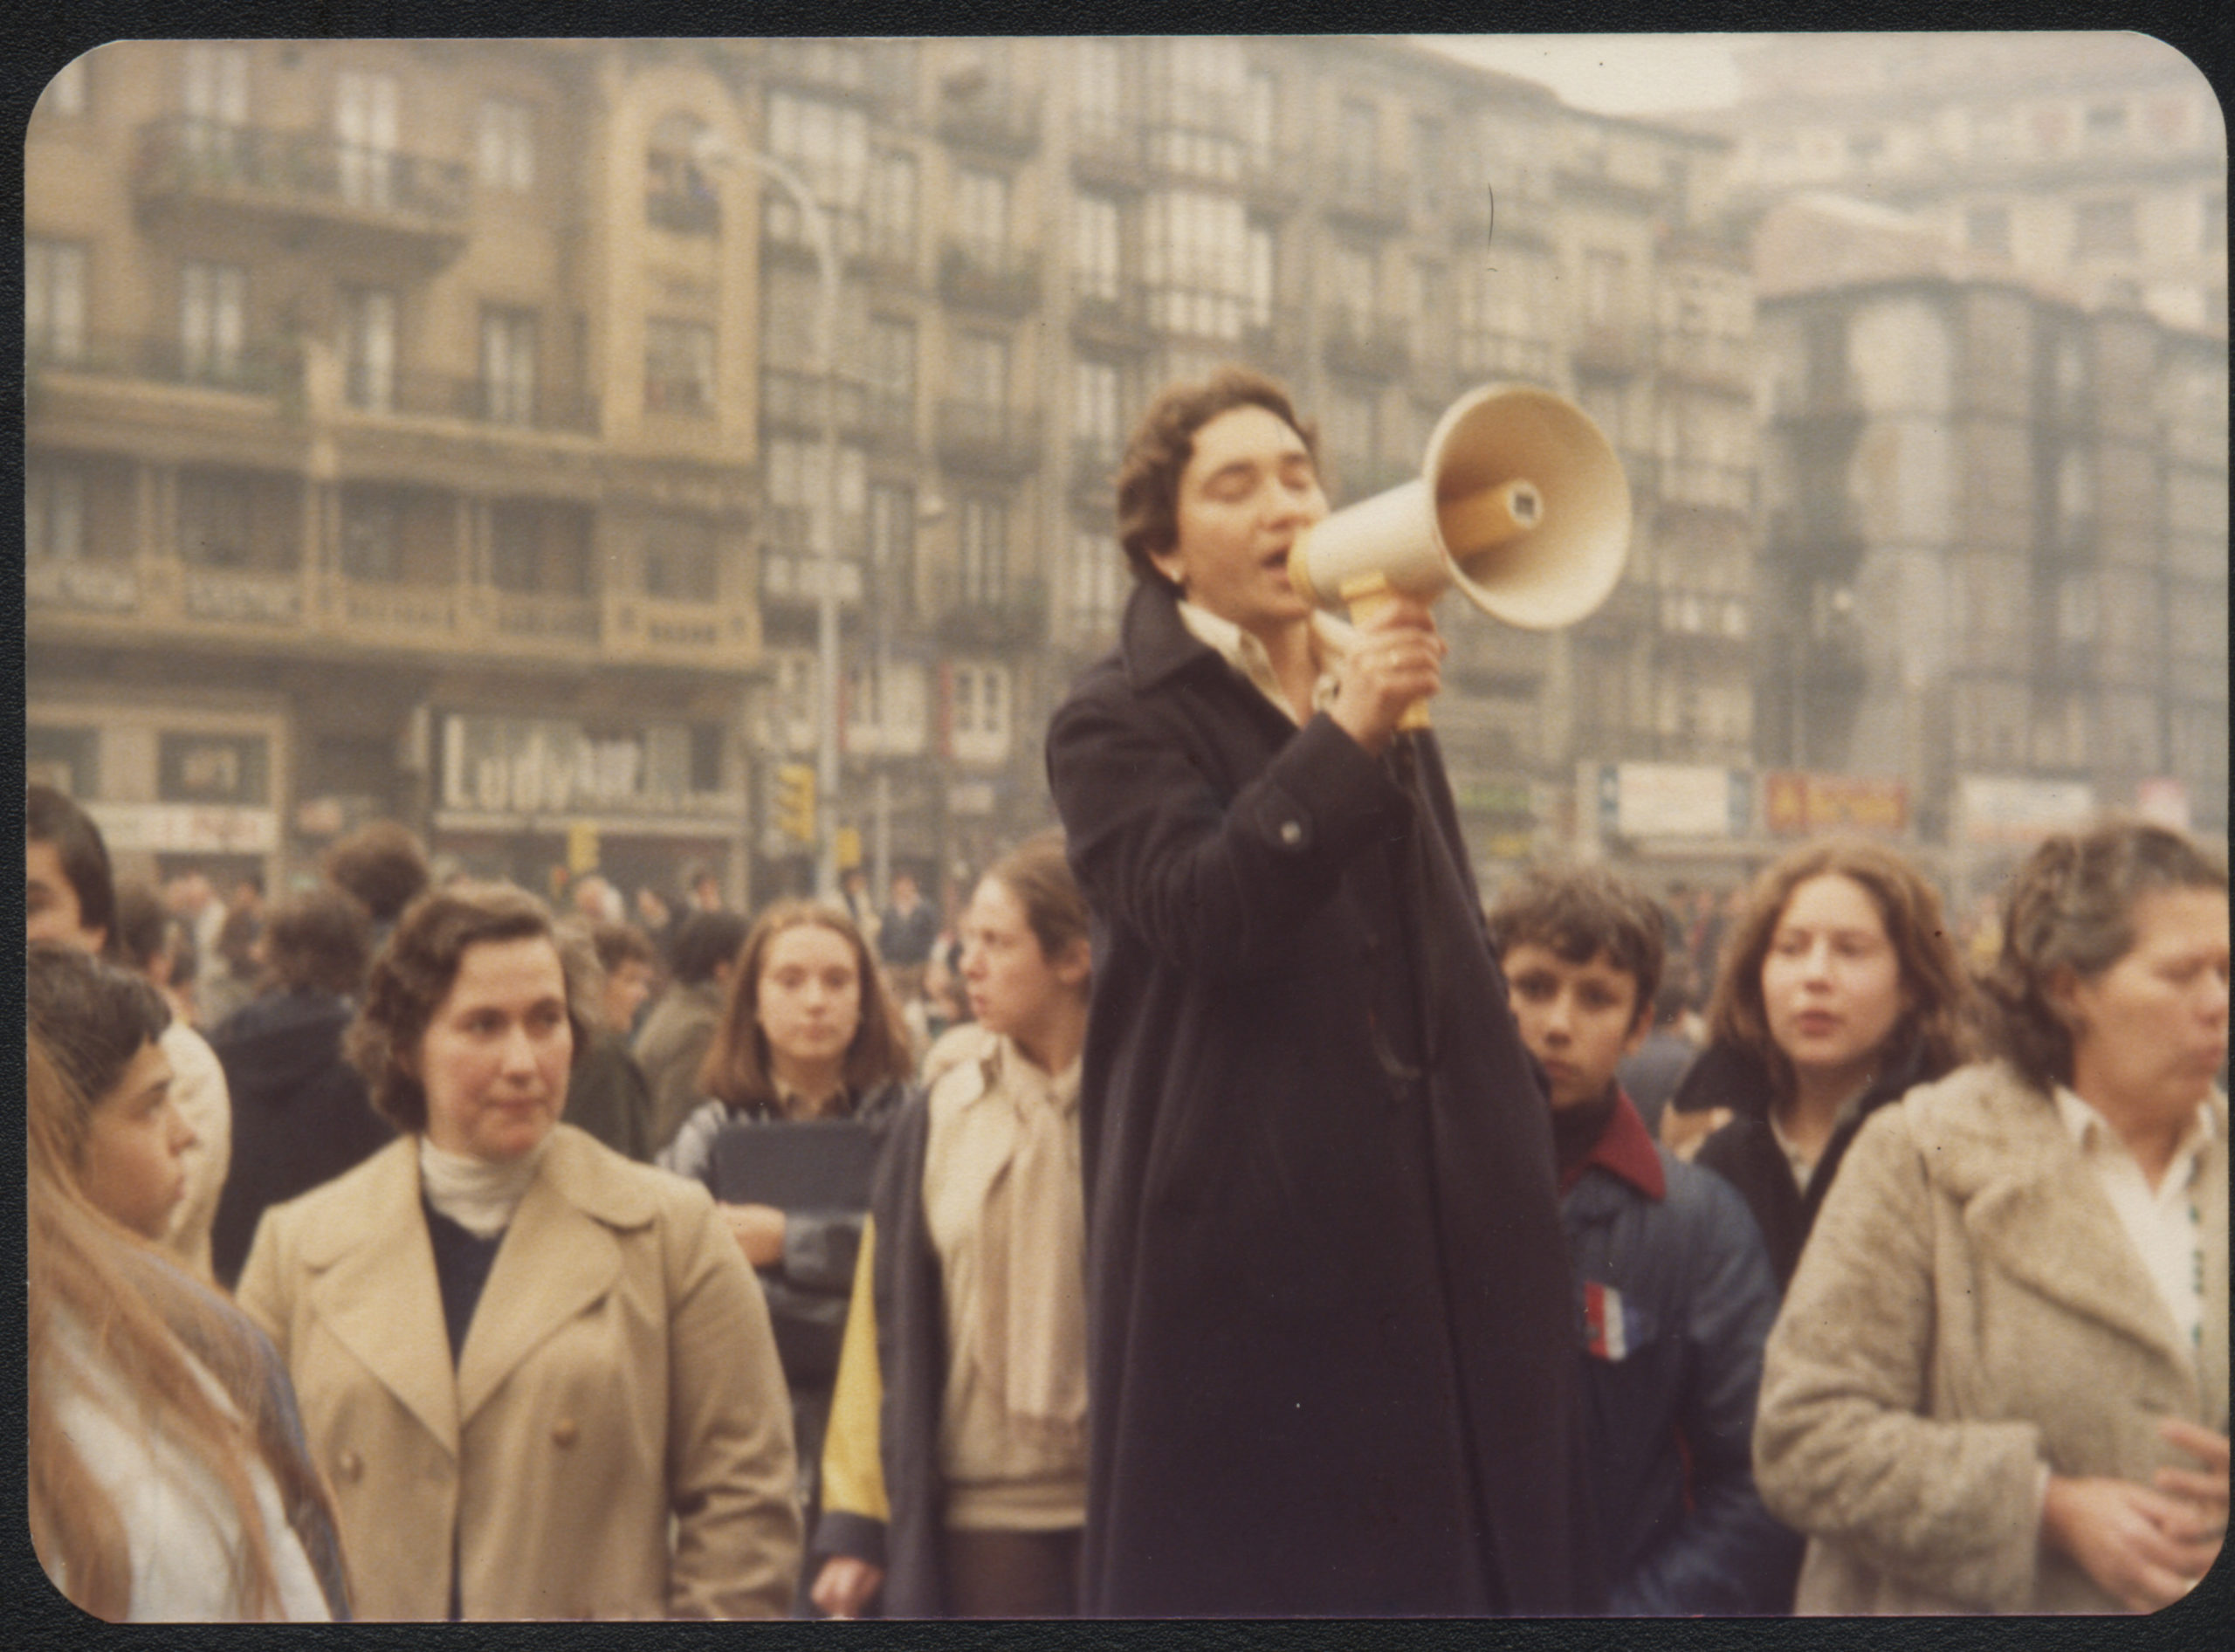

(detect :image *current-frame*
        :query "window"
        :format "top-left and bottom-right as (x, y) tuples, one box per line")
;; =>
(767, 90), (869, 215)
(952, 332), (1009, 410)
(760, 265), (822, 374)
(959, 495), (1008, 602)
(27, 462), (87, 561)
(948, 662), (1010, 747)
(480, 306), (537, 425)
(182, 43), (247, 141)
(1146, 38), (1246, 129)
(767, 437), (868, 535)
(490, 504), (589, 597)
(477, 99), (535, 190)
(647, 113), (718, 234)
(1144, 189), (1249, 339)
(1966, 204), (2011, 257)
(182, 261), (247, 384)
(340, 492), (403, 582)
(1242, 68), (1277, 158)
(954, 166), (1010, 251)
(335, 70), (400, 209)
(645, 319), (715, 414)
(1075, 190), (1124, 302)
(1244, 217), (1276, 329)
(1074, 356), (1124, 473)
(178, 472), (252, 568)
(1069, 527), (1124, 637)
(643, 516), (719, 602)
(340, 285), (396, 410)
(865, 316), (917, 423)
(866, 148), (917, 262)
(26, 239), (86, 361)
(869, 482), (916, 596)
(2073, 198), (2137, 258)
(1075, 38), (1124, 137)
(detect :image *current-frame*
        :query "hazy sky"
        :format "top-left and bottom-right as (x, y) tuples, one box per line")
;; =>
(1416, 35), (1757, 117)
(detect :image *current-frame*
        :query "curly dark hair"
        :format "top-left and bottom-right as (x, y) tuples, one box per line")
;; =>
(1115, 364), (1319, 588)
(1707, 838), (1973, 1103)
(697, 899), (913, 1119)
(344, 883), (597, 1133)
(26, 784), (117, 952)
(1486, 864), (1666, 1031)
(1979, 818), (2227, 1094)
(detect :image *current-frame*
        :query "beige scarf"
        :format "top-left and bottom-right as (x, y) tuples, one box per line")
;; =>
(967, 1043), (1088, 1449)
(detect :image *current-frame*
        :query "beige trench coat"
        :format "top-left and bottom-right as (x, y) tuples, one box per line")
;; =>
(236, 1125), (801, 1619)
(1755, 1061), (2228, 1614)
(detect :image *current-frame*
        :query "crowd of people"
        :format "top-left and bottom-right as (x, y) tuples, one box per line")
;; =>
(24, 363), (2228, 1623)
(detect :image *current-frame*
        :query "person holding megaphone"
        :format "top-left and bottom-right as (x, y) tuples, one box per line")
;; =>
(1046, 365), (1614, 1616)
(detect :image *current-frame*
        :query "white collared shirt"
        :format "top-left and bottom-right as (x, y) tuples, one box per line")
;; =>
(1173, 600), (1353, 726)
(2054, 1084), (2216, 1364)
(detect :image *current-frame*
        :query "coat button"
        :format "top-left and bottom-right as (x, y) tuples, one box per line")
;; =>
(552, 1419), (579, 1448)
(1278, 820), (1304, 847)
(336, 1449), (364, 1482)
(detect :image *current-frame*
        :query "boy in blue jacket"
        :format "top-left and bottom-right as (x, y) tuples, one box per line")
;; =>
(1489, 864), (1802, 1614)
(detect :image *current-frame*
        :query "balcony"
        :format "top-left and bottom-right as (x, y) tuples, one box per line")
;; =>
(933, 575), (1048, 648)
(936, 79), (1042, 158)
(1321, 306), (1409, 380)
(934, 401), (1043, 477)
(938, 238), (1041, 315)
(478, 588), (601, 648)
(1142, 122), (1247, 189)
(28, 332), (300, 399)
(1323, 164), (1409, 233)
(759, 367), (869, 436)
(1070, 116), (1145, 189)
(134, 117), (468, 268)
(345, 368), (598, 435)
(1069, 277), (1152, 351)
(645, 184), (719, 236)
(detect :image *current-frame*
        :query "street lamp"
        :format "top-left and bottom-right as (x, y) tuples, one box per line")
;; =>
(695, 132), (843, 899)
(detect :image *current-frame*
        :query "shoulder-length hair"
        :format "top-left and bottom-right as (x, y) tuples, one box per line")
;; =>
(28, 1031), (344, 1621)
(345, 882), (597, 1134)
(1980, 817), (2228, 1094)
(1707, 837), (1972, 1102)
(697, 899), (914, 1118)
(981, 830), (1092, 979)
(1115, 365), (1320, 588)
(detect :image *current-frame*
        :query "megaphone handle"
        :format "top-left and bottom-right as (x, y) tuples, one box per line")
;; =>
(1338, 573), (1433, 732)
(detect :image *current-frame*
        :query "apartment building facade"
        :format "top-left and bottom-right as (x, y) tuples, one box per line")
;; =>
(27, 36), (1760, 905)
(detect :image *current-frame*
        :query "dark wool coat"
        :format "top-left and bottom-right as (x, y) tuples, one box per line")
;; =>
(1675, 1038), (1933, 1292)
(207, 990), (395, 1290)
(1044, 581), (1603, 1616)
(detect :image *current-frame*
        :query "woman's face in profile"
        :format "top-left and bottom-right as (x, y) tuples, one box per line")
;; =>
(2060, 885), (2231, 1124)
(417, 936), (573, 1162)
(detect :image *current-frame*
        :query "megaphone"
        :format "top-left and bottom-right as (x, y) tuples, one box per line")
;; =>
(1288, 384), (1632, 726)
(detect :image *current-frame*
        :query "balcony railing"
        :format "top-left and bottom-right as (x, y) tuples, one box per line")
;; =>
(29, 332), (299, 397)
(934, 401), (1043, 476)
(134, 118), (470, 244)
(759, 367), (869, 434)
(932, 573), (1048, 647)
(938, 238), (1042, 314)
(343, 368), (598, 434)
(1321, 306), (1409, 379)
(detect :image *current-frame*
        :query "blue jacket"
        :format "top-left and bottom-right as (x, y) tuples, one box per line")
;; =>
(1562, 1091), (1802, 1614)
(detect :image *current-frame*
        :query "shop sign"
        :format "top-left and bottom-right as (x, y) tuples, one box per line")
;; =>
(1957, 775), (2095, 845)
(1764, 771), (1909, 835)
(1595, 762), (1750, 839)
(441, 714), (702, 817)
(90, 802), (279, 855)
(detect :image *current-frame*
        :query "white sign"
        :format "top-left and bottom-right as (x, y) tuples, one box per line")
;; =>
(1599, 762), (1745, 839)
(1957, 775), (2096, 844)
(441, 714), (695, 816)
(90, 802), (279, 855)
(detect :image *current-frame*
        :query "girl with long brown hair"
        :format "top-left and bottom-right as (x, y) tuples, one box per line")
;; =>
(1664, 838), (1973, 1291)
(28, 1019), (347, 1621)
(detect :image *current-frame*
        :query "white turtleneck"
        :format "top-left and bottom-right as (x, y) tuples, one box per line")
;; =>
(416, 1132), (551, 1239)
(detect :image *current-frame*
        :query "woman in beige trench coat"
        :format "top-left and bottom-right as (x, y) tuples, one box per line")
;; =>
(236, 883), (801, 1619)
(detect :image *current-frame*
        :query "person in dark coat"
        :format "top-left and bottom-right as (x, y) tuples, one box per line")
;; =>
(560, 919), (661, 1162)
(1661, 839), (1973, 1291)
(1043, 366), (1602, 1616)
(1616, 962), (1700, 1139)
(206, 888), (394, 1289)
(1488, 864), (1799, 1614)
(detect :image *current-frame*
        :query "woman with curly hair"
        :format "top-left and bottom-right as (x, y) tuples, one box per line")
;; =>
(233, 882), (801, 1619)
(1755, 818), (2227, 1614)
(1663, 838), (1973, 1291)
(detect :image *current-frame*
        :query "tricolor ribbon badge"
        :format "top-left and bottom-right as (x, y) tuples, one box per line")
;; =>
(1583, 1280), (1627, 1362)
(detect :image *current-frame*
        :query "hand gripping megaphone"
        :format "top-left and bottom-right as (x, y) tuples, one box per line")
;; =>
(1287, 382), (1632, 727)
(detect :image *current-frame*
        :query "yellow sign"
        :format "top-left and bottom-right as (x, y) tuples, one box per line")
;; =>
(567, 822), (600, 874)
(774, 763), (816, 844)
(835, 827), (863, 870)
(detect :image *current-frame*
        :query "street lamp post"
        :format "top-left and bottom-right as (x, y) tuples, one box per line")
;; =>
(697, 134), (842, 899)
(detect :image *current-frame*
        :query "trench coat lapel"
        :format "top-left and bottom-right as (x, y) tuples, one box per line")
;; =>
(1949, 1082), (2221, 1384)
(455, 1132), (629, 1429)
(301, 1139), (460, 1457)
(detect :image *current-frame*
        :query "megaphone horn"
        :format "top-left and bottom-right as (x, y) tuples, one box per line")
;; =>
(1288, 384), (1633, 657)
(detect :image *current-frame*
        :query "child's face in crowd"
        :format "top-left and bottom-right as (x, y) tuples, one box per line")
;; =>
(1502, 943), (1648, 1112)
(81, 1037), (192, 1238)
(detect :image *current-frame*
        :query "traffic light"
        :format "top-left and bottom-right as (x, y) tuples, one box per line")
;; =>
(774, 763), (816, 845)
